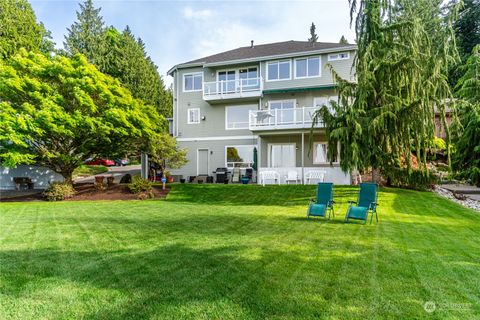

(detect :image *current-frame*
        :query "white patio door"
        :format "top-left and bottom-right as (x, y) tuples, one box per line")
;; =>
(269, 144), (296, 167)
(218, 70), (236, 93)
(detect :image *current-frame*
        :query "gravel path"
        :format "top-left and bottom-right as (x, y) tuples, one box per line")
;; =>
(433, 185), (480, 212)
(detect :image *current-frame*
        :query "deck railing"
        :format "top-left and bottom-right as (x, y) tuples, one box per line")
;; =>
(203, 77), (263, 100)
(249, 106), (323, 130)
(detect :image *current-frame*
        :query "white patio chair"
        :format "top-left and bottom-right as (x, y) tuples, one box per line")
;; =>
(285, 171), (300, 184)
(260, 171), (280, 186)
(304, 170), (326, 185)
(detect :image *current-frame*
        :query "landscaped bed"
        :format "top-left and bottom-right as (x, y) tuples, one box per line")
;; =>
(0, 184), (479, 319)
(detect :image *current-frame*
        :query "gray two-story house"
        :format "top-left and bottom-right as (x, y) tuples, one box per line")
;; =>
(167, 40), (356, 184)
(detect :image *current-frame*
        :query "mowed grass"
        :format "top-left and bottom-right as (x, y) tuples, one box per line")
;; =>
(0, 184), (479, 319)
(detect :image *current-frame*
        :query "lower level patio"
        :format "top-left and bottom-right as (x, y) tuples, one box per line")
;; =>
(256, 132), (350, 185)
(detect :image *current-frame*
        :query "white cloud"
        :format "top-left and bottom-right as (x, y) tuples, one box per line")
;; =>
(183, 6), (213, 20)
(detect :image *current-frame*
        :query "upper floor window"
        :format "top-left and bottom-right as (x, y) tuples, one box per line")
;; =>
(328, 52), (350, 61)
(225, 105), (258, 130)
(267, 60), (291, 81)
(295, 56), (321, 78)
(183, 73), (203, 92)
(187, 108), (200, 124)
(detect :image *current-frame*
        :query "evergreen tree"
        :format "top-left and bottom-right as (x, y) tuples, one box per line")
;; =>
(449, 0), (480, 86)
(0, 0), (54, 59)
(451, 45), (480, 186)
(96, 26), (169, 117)
(308, 23), (318, 42)
(313, 0), (459, 186)
(339, 35), (349, 44)
(454, 0), (480, 61)
(64, 0), (105, 64)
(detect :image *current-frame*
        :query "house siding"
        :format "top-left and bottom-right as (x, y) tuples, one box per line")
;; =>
(170, 47), (356, 184)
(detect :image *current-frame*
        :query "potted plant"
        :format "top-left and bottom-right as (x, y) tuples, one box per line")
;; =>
(165, 171), (174, 183)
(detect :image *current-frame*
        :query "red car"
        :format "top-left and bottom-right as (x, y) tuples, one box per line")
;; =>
(85, 159), (115, 166)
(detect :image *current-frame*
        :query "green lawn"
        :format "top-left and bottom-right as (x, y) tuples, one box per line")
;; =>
(0, 185), (479, 319)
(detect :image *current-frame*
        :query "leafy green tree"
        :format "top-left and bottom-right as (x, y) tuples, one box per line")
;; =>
(64, 0), (105, 64)
(0, 0), (54, 59)
(0, 49), (165, 183)
(314, 0), (459, 184)
(148, 133), (188, 177)
(452, 45), (480, 186)
(308, 23), (318, 42)
(339, 35), (349, 44)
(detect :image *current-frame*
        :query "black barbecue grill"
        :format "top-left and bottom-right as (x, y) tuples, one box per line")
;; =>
(213, 167), (230, 183)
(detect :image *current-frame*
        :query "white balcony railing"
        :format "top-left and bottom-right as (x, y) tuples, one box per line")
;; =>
(203, 77), (263, 100)
(249, 106), (324, 130)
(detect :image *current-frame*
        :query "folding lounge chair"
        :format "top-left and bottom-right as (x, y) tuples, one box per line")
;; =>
(345, 182), (379, 224)
(307, 182), (335, 220)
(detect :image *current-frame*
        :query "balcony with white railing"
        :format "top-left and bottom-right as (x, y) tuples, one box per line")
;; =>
(203, 77), (263, 101)
(248, 106), (324, 131)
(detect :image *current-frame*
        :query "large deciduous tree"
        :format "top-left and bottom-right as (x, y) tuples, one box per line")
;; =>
(0, 0), (54, 59)
(0, 50), (165, 183)
(313, 0), (460, 184)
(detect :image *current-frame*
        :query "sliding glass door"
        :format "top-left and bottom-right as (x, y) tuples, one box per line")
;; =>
(269, 144), (296, 167)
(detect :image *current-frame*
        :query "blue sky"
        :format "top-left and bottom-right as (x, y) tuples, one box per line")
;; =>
(30, 0), (355, 86)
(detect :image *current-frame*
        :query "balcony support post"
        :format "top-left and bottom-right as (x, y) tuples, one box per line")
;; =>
(301, 132), (305, 184)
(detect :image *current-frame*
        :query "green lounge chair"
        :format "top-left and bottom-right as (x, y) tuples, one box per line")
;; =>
(345, 182), (379, 224)
(307, 182), (335, 219)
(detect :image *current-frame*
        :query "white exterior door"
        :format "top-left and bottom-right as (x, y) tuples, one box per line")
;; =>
(197, 149), (209, 175)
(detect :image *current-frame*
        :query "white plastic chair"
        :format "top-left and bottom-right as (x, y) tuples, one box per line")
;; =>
(260, 171), (280, 186)
(304, 170), (326, 185)
(285, 171), (300, 184)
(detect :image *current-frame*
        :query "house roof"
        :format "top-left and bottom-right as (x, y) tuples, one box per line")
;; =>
(168, 40), (357, 75)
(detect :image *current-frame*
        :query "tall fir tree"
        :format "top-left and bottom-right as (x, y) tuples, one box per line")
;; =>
(0, 0), (54, 59)
(339, 35), (349, 44)
(96, 26), (170, 117)
(64, 0), (105, 64)
(308, 23), (318, 42)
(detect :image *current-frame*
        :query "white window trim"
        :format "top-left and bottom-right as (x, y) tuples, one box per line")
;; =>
(294, 56), (322, 79)
(267, 143), (296, 167)
(225, 145), (256, 168)
(266, 59), (292, 82)
(187, 108), (200, 124)
(225, 104), (258, 130)
(313, 142), (339, 164)
(183, 72), (203, 92)
(328, 52), (350, 61)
